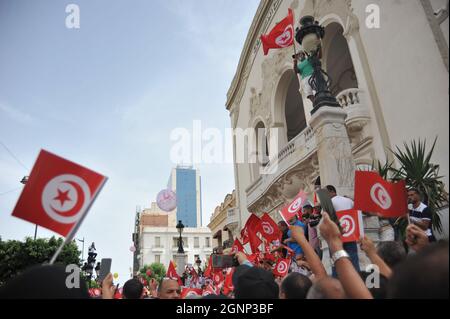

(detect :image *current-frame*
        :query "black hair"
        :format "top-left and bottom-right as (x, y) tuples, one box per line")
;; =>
(0, 264), (89, 299)
(325, 185), (337, 194)
(376, 241), (407, 268)
(281, 272), (312, 299)
(407, 187), (421, 196)
(387, 241), (449, 299)
(122, 278), (143, 299)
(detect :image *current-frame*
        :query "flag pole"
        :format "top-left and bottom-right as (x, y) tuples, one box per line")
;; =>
(48, 177), (108, 265)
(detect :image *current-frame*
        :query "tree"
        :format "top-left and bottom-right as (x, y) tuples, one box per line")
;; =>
(373, 138), (449, 238)
(0, 236), (81, 286)
(138, 263), (166, 286)
(389, 138), (448, 232)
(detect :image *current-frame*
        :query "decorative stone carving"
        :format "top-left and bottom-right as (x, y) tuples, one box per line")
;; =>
(260, 47), (292, 126)
(248, 153), (320, 214)
(310, 106), (356, 198)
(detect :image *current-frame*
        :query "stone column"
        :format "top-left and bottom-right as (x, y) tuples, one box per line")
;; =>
(309, 106), (356, 197)
(309, 106), (357, 275)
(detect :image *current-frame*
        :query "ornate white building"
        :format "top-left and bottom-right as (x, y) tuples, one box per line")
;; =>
(225, 0), (449, 268)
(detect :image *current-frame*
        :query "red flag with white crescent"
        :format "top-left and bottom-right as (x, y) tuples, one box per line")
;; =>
(260, 9), (295, 55)
(336, 209), (365, 243)
(241, 213), (262, 244)
(12, 150), (107, 237)
(223, 268), (234, 295)
(204, 255), (213, 278)
(166, 261), (182, 286)
(181, 288), (203, 299)
(279, 190), (308, 223)
(231, 238), (245, 254)
(273, 257), (291, 277)
(260, 213), (281, 242)
(354, 171), (407, 217)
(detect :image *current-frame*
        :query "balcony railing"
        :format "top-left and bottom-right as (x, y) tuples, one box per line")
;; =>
(336, 88), (363, 107)
(246, 126), (317, 209)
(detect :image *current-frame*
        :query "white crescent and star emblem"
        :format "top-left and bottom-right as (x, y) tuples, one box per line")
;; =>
(339, 215), (356, 238)
(288, 197), (303, 213)
(275, 25), (293, 47)
(41, 174), (91, 224)
(370, 183), (392, 210)
(262, 221), (274, 235)
(277, 261), (288, 274)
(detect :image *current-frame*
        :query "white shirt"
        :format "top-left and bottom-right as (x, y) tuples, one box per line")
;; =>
(331, 195), (354, 212)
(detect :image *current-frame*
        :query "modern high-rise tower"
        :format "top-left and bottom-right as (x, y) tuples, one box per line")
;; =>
(168, 165), (202, 228)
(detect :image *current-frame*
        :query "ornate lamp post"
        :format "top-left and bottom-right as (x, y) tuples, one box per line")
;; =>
(295, 16), (340, 114)
(176, 220), (185, 254)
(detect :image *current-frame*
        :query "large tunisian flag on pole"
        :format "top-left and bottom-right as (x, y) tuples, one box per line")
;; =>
(260, 8), (295, 55)
(354, 171), (408, 218)
(12, 150), (107, 237)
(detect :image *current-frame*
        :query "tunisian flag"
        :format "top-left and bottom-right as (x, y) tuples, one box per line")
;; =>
(241, 213), (262, 244)
(12, 150), (107, 237)
(166, 261), (182, 286)
(260, 213), (281, 242)
(260, 8), (295, 55)
(204, 255), (213, 278)
(273, 258), (291, 277)
(279, 190), (308, 223)
(181, 288), (202, 299)
(231, 239), (245, 254)
(354, 171), (408, 217)
(223, 268), (234, 295)
(336, 210), (364, 243)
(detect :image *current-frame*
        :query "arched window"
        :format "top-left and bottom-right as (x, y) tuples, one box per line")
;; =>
(285, 73), (307, 141)
(323, 23), (358, 95)
(251, 121), (268, 180)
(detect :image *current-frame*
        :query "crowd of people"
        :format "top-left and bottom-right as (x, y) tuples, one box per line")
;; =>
(0, 185), (447, 299)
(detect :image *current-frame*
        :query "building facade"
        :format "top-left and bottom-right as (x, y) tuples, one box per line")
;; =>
(133, 166), (210, 273)
(133, 202), (212, 271)
(207, 190), (238, 251)
(226, 0), (449, 270)
(168, 166), (202, 228)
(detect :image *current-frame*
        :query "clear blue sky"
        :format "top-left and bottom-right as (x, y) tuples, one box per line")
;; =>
(0, 0), (259, 283)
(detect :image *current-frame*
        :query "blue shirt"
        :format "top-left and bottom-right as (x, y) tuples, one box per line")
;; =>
(287, 220), (307, 257)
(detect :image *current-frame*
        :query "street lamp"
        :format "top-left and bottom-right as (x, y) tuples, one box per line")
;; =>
(176, 220), (185, 254)
(76, 237), (85, 262)
(95, 262), (101, 278)
(20, 176), (38, 240)
(295, 15), (340, 114)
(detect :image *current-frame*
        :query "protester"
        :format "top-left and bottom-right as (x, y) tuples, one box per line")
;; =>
(293, 51), (315, 103)
(306, 277), (347, 299)
(284, 215), (307, 260)
(318, 212), (372, 299)
(157, 278), (181, 299)
(232, 252), (279, 299)
(279, 272), (312, 299)
(388, 240), (448, 299)
(0, 264), (89, 299)
(122, 278), (144, 299)
(376, 241), (407, 268)
(407, 188), (436, 242)
(326, 185), (360, 272)
(359, 236), (393, 278)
